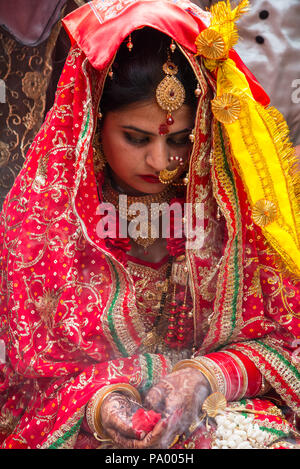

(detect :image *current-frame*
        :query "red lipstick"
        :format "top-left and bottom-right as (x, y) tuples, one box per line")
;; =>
(139, 175), (160, 184)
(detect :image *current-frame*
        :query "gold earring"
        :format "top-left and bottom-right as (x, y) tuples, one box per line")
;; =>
(127, 34), (133, 51)
(93, 136), (106, 173)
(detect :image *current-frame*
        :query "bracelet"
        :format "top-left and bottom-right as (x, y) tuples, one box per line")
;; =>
(223, 348), (265, 397)
(221, 350), (248, 400)
(85, 383), (142, 440)
(172, 359), (219, 393)
(195, 356), (227, 397)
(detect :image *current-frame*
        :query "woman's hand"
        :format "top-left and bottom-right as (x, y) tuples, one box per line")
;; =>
(100, 391), (166, 448)
(144, 367), (211, 448)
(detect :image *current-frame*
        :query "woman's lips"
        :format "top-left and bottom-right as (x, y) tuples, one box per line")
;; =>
(139, 175), (161, 184)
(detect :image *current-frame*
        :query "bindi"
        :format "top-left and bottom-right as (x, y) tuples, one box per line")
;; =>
(158, 123), (169, 135)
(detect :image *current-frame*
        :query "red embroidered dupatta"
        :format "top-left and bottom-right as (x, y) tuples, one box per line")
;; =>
(0, 0), (299, 449)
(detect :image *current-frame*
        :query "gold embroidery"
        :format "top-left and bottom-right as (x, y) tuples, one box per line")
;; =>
(247, 266), (263, 298)
(127, 260), (169, 331)
(0, 407), (20, 435)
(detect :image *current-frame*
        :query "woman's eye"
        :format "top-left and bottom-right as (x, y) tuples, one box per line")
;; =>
(168, 135), (190, 147)
(124, 132), (149, 145)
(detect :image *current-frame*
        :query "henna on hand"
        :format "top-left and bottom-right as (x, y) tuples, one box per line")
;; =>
(100, 392), (139, 439)
(99, 391), (166, 449)
(144, 367), (211, 448)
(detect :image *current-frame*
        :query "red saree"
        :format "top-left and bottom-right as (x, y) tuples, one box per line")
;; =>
(0, 0), (299, 449)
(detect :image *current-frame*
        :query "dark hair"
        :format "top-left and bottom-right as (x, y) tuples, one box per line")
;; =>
(100, 28), (198, 115)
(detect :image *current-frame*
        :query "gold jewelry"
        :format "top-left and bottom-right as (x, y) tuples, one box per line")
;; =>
(85, 383), (141, 440)
(194, 82), (201, 98)
(93, 135), (106, 172)
(170, 39), (176, 53)
(169, 434), (180, 448)
(182, 174), (189, 186)
(159, 156), (186, 185)
(156, 52), (185, 126)
(108, 67), (114, 79)
(102, 178), (177, 248)
(172, 358), (219, 393)
(127, 34), (133, 51)
(193, 356), (227, 396)
(159, 166), (181, 185)
(189, 129), (195, 143)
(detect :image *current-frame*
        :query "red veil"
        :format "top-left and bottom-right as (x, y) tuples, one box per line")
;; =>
(0, 0), (299, 449)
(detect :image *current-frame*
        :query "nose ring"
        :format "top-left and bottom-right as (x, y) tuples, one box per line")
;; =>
(158, 156), (184, 185)
(169, 155), (184, 166)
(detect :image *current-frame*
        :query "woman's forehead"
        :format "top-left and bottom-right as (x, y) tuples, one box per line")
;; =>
(105, 100), (194, 132)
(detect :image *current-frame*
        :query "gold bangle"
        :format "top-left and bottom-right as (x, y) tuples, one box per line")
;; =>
(195, 357), (227, 396)
(172, 359), (219, 393)
(86, 383), (142, 440)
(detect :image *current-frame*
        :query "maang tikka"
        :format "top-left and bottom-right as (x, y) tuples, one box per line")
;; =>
(156, 41), (186, 131)
(157, 41), (188, 185)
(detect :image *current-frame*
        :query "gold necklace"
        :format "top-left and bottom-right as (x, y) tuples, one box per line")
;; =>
(102, 178), (177, 248)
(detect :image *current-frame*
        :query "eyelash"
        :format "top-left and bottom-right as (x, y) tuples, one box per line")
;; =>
(124, 133), (149, 145)
(124, 132), (190, 147)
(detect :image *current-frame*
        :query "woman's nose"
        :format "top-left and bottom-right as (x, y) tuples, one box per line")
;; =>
(145, 141), (169, 173)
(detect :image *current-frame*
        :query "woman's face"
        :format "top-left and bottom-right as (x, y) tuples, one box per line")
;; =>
(101, 100), (194, 195)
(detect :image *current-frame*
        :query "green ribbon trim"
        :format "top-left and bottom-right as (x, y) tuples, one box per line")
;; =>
(256, 340), (300, 381)
(106, 259), (129, 357)
(259, 426), (289, 438)
(48, 417), (83, 449)
(81, 108), (90, 141)
(139, 353), (154, 393)
(218, 123), (241, 339)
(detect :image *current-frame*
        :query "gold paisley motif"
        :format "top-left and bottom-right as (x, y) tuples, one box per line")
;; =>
(211, 93), (241, 124)
(35, 289), (60, 329)
(156, 75), (185, 113)
(195, 29), (226, 60)
(252, 199), (277, 227)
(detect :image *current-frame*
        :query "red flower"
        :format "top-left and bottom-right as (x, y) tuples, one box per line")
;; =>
(132, 408), (161, 433)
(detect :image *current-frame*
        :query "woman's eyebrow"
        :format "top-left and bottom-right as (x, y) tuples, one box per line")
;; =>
(121, 125), (192, 136)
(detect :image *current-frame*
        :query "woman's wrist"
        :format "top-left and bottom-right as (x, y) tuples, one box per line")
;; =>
(173, 349), (269, 403)
(172, 359), (219, 394)
(85, 383), (141, 439)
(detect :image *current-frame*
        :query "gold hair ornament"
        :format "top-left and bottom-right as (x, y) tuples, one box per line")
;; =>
(194, 0), (300, 276)
(127, 34), (133, 51)
(156, 53), (186, 127)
